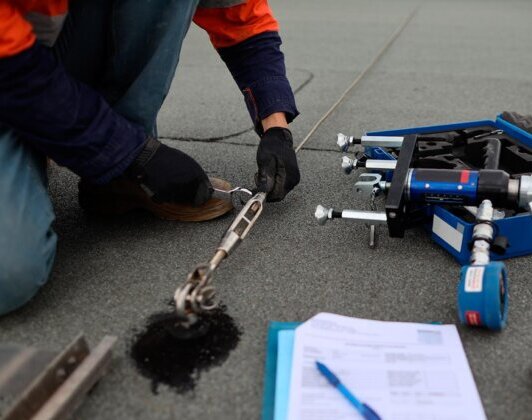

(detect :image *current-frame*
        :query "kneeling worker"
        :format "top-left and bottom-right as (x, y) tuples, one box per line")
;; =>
(0, 0), (300, 315)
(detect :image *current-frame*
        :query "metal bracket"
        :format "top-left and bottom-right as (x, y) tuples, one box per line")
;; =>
(355, 173), (385, 195)
(1, 334), (116, 420)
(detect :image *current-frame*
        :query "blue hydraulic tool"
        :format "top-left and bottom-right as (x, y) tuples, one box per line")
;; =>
(315, 114), (532, 330)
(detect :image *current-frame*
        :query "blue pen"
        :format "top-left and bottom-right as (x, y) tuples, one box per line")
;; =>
(315, 361), (381, 420)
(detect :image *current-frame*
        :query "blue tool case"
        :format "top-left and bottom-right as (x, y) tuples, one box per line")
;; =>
(367, 114), (532, 265)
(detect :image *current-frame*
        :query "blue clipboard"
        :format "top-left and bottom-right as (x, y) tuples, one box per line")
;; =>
(261, 321), (301, 420)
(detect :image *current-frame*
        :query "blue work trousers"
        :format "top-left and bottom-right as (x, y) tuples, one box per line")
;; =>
(0, 0), (199, 315)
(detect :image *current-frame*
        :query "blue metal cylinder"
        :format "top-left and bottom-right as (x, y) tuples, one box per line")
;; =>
(409, 169), (479, 205)
(457, 262), (508, 330)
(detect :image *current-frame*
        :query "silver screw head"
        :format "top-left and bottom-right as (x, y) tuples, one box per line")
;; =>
(315, 205), (330, 225)
(337, 133), (351, 152)
(341, 156), (356, 174)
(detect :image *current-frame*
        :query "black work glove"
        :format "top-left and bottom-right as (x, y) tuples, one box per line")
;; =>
(126, 137), (212, 205)
(501, 111), (532, 134)
(256, 127), (300, 202)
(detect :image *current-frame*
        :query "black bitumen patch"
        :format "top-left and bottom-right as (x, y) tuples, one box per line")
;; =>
(130, 306), (241, 394)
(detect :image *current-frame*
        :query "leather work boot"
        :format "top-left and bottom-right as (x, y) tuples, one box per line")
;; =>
(78, 177), (234, 222)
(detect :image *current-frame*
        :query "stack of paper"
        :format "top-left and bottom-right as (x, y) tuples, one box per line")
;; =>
(262, 313), (486, 420)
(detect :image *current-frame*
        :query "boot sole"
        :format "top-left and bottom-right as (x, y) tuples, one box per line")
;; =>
(79, 177), (234, 222)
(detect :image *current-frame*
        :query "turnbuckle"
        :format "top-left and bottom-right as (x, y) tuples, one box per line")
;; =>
(174, 191), (267, 326)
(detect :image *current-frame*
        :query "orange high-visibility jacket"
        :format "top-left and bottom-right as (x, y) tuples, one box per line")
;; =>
(0, 0), (279, 58)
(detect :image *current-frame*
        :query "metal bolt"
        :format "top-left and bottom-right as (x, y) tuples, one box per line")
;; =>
(315, 205), (331, 225)
(369, 225), (376, 248)
(337, 133), (353, 152)
(341, 156), (356, 174)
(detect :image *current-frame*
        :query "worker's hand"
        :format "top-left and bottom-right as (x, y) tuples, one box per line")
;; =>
(255, 127), (300, 202)
(126, 137), (212, 205)
(501, 111), (532, 134)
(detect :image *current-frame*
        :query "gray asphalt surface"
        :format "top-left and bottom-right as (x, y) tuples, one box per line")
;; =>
(1, 0), (532, 419)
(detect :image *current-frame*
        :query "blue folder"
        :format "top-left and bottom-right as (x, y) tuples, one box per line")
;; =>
(261, 321), (301, 420)
(274, 330), (295, 420)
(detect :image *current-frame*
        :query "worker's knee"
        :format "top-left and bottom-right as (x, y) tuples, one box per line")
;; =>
(0, 232), (57, 316)
(0, 125), (57, 315)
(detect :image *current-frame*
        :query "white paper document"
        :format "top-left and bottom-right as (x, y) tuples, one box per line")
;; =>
(287, 313), (486, 420)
